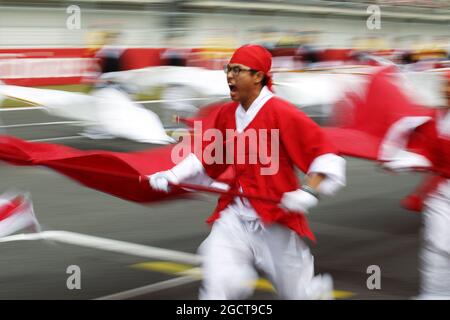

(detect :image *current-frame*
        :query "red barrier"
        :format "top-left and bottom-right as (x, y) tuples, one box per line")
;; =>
(0, 47), (167, 86)
(0, 48), (97, 86)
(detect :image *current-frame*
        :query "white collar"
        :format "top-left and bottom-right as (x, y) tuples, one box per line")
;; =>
(437, 109), (450, 138)
(235, 86), (274, 133)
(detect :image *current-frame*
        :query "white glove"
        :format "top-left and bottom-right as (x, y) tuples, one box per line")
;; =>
(280, 189), (319, 214)
(381, 150), (431, 173)
(148, 170), (179, 193)
(209, 181), (230, 192)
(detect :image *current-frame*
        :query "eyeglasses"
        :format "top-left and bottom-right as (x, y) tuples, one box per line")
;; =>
(224, 65), (256, 76)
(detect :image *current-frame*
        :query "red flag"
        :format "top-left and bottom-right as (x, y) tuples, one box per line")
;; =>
(0, 136), (188, 203)
(324, 67), (433, 160)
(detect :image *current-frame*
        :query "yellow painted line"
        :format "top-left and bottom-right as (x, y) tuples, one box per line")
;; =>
(3, 95), (41, 107)
(252, 279), (355, 299)
(178, 267), (203, 280)
(333, 290), (356, 299)
(132, 261), (193, 274)
(131, 261), (355, 299)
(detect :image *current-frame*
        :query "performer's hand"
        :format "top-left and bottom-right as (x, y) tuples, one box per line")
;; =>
(381, 150), (431, 173)
(280, 189), (318, 214)
(381, 157), (431, 173)
(148, 170), (179, 193)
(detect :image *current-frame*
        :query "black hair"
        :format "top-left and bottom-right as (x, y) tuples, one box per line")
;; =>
(261, 75), (268, 87)
(251, 70), (268, 87)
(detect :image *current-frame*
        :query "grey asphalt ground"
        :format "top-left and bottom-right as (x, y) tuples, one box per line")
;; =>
(0, 103), (425, 300)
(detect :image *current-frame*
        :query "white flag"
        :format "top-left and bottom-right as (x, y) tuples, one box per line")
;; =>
(0, 192), (40, 238)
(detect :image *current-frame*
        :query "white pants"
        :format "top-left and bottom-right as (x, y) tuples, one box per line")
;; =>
(198, 208), (331, 300)
(420, 181), (450, 299)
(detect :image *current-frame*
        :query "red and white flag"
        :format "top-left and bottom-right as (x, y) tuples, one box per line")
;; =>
(0, 191), (40, 238)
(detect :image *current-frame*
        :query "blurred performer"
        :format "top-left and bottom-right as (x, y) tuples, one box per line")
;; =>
(0, 191), (40, 238)
(95, 31), (124, 74)
(161, 48), (188, 67)
(160, 35), (192, 113)
(380, 71), (450, 299)
(148, 45), (346, 299)
(83, 31), (169, 142)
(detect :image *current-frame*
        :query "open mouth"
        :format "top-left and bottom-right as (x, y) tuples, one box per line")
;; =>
(228, 84), (237, 92)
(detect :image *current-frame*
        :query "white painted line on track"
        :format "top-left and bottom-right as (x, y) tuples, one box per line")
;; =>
(0, 124), (184, 143)
(0, 233), (46, 241)
(138, 96), (227, 104)
(94, 276), (198, 300)
(0, 106), (45, 112)
(0, 121), (83, 129)
(0, 96), (226, 110)
(29, 136), (84, 142)
(0, 230), (201, 265)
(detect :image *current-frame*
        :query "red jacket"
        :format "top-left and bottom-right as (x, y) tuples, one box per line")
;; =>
(194, 97), (338, 242)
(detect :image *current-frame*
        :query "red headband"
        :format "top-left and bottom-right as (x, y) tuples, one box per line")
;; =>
(229, 44), (273, 90)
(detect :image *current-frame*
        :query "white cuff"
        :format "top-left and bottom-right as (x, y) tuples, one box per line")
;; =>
(307, 153), (346, 196)
(170, 153), (229, 191)
(170, 153), (206, 182)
